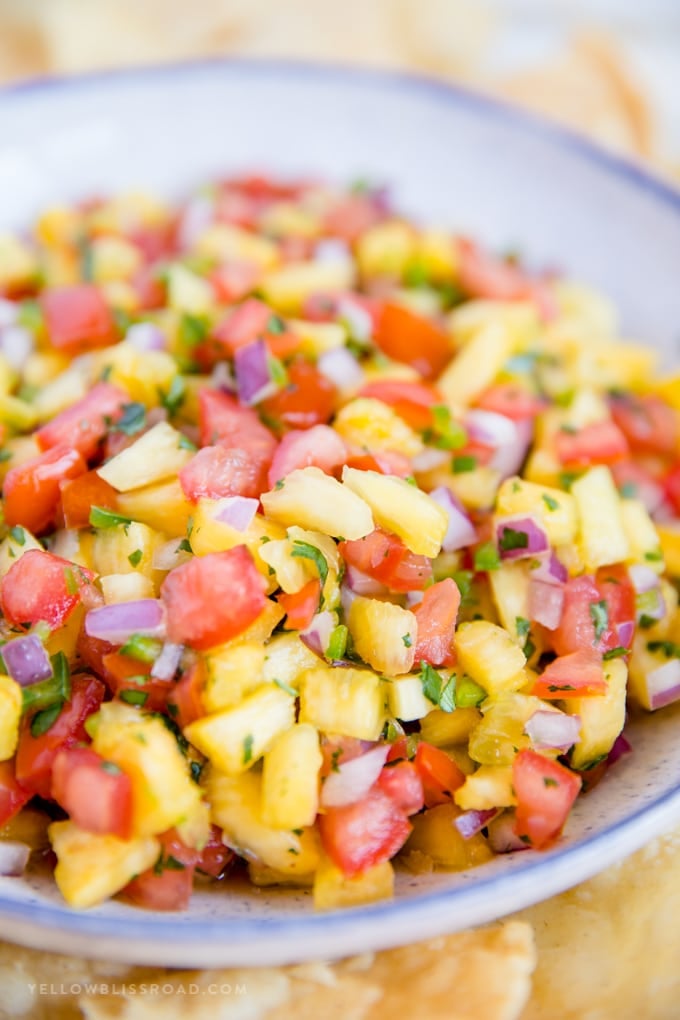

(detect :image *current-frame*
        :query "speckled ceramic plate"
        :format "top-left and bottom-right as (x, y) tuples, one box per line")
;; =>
(1, 60), (680, 968)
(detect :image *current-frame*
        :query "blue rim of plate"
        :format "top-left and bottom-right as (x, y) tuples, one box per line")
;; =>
(1, 57), (680, 947)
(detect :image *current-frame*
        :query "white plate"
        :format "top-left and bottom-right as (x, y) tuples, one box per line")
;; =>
(1, 60), (680, 968)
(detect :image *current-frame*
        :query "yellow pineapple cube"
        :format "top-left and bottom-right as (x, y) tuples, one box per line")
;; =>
(260, 201), (320, 239)
(0, 234), (38, 290)
(406, 804), (493, 869)
(572, 466), (629, 570)
(92, 521), (163, 583)
(258, 537), (313, 594)
(488, 563), (530, 643)
(261, 724), (322, 829)
(342, 467), (447, 557)
(437, 321), (515, 409)
(290, 319), (346, 357)
(523, 447), (562, 488)
(0, 527), (43, 578)
(419, 707), (482, 747)
(90, 236), (142, 283)
(167, 263), (213, 316)
(386, 675), (434, 722)
(260, 260), (355, 315)
(467, 692), (542, 765)
(94, 344), (177, 408)
(348, 596), (416, 675)
(628, 635), (668, 710)
(0, 675), (22, 760)
(49, 821), (160, 909)
(334, 398), (423, 458)
(454, 765), (517, 810)
(97, 422), (193, 492)
(203, 642), (266, 713)
(313, 857), (394, 910)
(206, 768), (321, 877)
(32, 365), (88, 423)
(356, 220), (415, 278)
(229, 599), (285, 646)
(299, 667), (386, 740)
(195, 223), (279, 269)
(185, 684), (295, 775)
(261, 466), (374, 540)
(0, 394), (38, 431)
(416, 464), (500, 512)
(620, 499), (664, 573)
(565, 659), (626, 769)
(495, 477), (577, 546)
(262, 633), (322, 688)
(287, 526), (342, 609)
(415, 229), (460, 281)
(656, 522), (680, 577)
(117, 478), (194, 537)
(455, 621), (526, 695)
(248, 861), (314, 888)
(448, 299), (539, 349)
(100, 573), (155, 604)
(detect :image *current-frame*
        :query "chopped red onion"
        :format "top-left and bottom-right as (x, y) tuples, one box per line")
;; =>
(234, 339), (279, 405)
(317, 346), (365, 391)
(125, 322), (166, 352)
(607, 732), (633, 766)
(405, 590), (425, 607)
(496, 516), (548, 560)
(345, 564), (389, 596)
(411, 448), (450, 473)
(466, 410), (532, 479)
(152, 539), (192, 571)
(214, 496), (259, 532)
(85, 599), (166, 644)
(0, 841), (30, 877)
(177, 194), (215, 250)
(340, 583), (358, 615)
(429, 486), (477, 552)
(487, 813), (531, 854)
(300, 611), (337, 658)
(629, 565), (660, 593)
(337, 296), (373, 343)
(151, 641), (184, 681)
(2, 634), (52, 687)
(321, 745), (390, 807)
(529, 577), (565, 631)
(454, 808), (499, 839)
(0, 325), (33, 370)
(646, 660), (680, 711)
(210, 360), (238, 393)
(615, 621), (634, 648)
(0, 298), (18, 328)
(524, 710), (581, 750)
(530, 550), (568, 585)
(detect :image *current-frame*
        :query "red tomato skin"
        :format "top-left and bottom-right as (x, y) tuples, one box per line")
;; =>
(122, 829), (200, 911)
(167, 660), (205, 730)
(594, 565), (635, 652)
(665, 462), (680, 515)
(457, 240), (556, 319)
(196, 825), (235, 878)
(213, 298), (274, 354)
(551, 568), (634, 658)
(161, 547), (266, 651)
(3, 445), (86, 535)
(267, 425), (347, 487)
(532, 648), (607, 700)
(210, 263), (261, 304)
(357, 380), (442, 431)
(0, 761), (31, 827)
(610, 395), (678, 456)
(512, 749), (582, 849)
(179, 444), (269, 502)
(259, 360), (337, 432)
(278, 579), (321, 632)
(344, 452), (412, 478)
(339, 529), (433, 593)
(318, 789), (412, 877)
(100, 652), (174, 713)
(60, 470), (119, 529)
(476, 383), (544, 421)
(414, 579), (461, 667)
(555, 421), (629, 467)
(374, 302), (451, 380)
(414, 742), (466, 808)
(198, 388), (277, 456)
(376, 761), (424, 815)
(15, 675), (106, 799)
(35, 382), (129, 460)
(1, 549), (93, 630)
(51, 746), (133, 840)
(41, 284), (118, 353)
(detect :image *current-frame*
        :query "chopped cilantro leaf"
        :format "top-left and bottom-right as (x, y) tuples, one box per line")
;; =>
(515, 616), (530, 640)
(89, 506), (133, 529)
(603, 646), (628, 660)
(455, 676), (486, 708)
(452, 454), (477, 474)
(128, 549), (143, 568)
(273, 678), (298, 698)
(474, 542), (500, 572)
(498, 526), (529, 553)
(9, 526), (26, 546)
(160, 375), (186, 417)
(120, 634), (162, 664)
(120, 689), (149, 706)
(326, 625), (348, 661)
(589, 600), (609, 641)
(542, 493), (559, 512)
(402, 633), (413, 648)
(30, 702), (63, 738)
(111, 402), (146, 436)
(291, 541), (328, 592)
(178, 434), (198, 452)
(242, 733), (254, 765)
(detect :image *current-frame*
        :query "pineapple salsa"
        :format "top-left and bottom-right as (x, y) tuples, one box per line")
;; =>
(0, 174), (679, 913)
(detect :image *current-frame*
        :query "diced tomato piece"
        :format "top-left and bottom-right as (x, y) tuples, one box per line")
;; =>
(555, 421), (629, 467)
(132, 266), (166, 311)
(458, 240), (556, 319)
(357, 380), (442, 431)
(0, 761), (31, 826)
(100, 652), (174, 713)
(476, 382), (544, 421)
(323, 194), (385, 242)
(414, 742), (465, 808)
(267, 425), (347, 487)
(320, 736), (370, 778)
(161, 547), (266, 651)
(413, 579), (460, 668)
(612, 459), (665, 511)
(318, 788), (411, 876)
(512, 748), (581, 849)
(51, 746), (133, 840)
(16, 674), (106, 799)
(532, 649), (607, 700)
(3, 445), (86, 535)
(41, 284), (118, 353)
(35, 382), (129, 460)
(212, 298), (299, 360)
(196, 825), (234, 878)
(1, 549), (94, 630)
(339, 529), (432, 593)
(259, 359), (337, 431)
(386, 736), (409, 763)
(374, 302), (451, 379)
(377, 761), (424, 815)
(209, 262), (261, 304)
(611, 394), (678, 457)
(344, 452), (412, 478)
(594, 564), (635, 652)
(60, 470), (118, 529)
(551, 569), (633, 657)
(198, 388), (277, 458)
(665, 462), (680, 515)
(167, 660), (205, 729)
(179, 444), (269, 502)
(122, 829), (200, 911)
(278, 579), (321, 632)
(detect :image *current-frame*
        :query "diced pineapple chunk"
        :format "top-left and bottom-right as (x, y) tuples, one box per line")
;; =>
(185, 684), (295, 775)
(287, 526), (342, 609)
(385, 675), (433, 722)
(0, 675), (22, 760)
(437, 321), (515, 409)
(261, 467), (373, 541)
(32, 365), (88, 423)
(0, 233), (38, 290)
(97, 422), (193, 492)
(419, 707), (482, 746)
(299, 667), (386, 740)
(620, 499), (664, 573)
(92, 521), (163, 583)
(261, 724), (322, 829)
(206, 768), (321, 877)
(495, 477), (577, 546)
(523, 447), (562, 489)
(228, 599), (285, 647)
(656, 522), (680, 577)
(356, 220), (415, 278)
(117, 478), (194, 536)
(202, 642), (266, 713)
(572, 466), (630, 570)
(423, 464), (501, 512)
(190, 499), (284, 592)
(342, 467), (447, 557)
(564, 659), (626, 770)
(488, 563), (530, 643)
(334, 398), (422, 458)
(262, 633), (321, 688)
(348, 596), (416, 676)
(406, 804), (493, 869)
(195, 223), (279, 269)
(258, 537), (312, 594)
(100, 573), (155, 604)
(447, 300), (539, 349)
(248, 861), (314, 888)
(167, 264), (213, 315)
(49, 821), (160, 909)
(454, 765), (517, 810)
(467, 692), (542, 765)
(260, 202), (320, 239)
(45, 605), (85, 661)
(94, 344), (177, 408)
(260, 260), (355, 315)
(90, 236), (142, 283)
(0, 394), (38, 431)
(314, 857), (395, 910)
(415, 229), (460, 281)
(0, 527), (43, 578)
(455, 621), (526, 695)
(92, 702), (203, 839)
(628, 635), (668, 710)
(290, 319), (346, 357)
